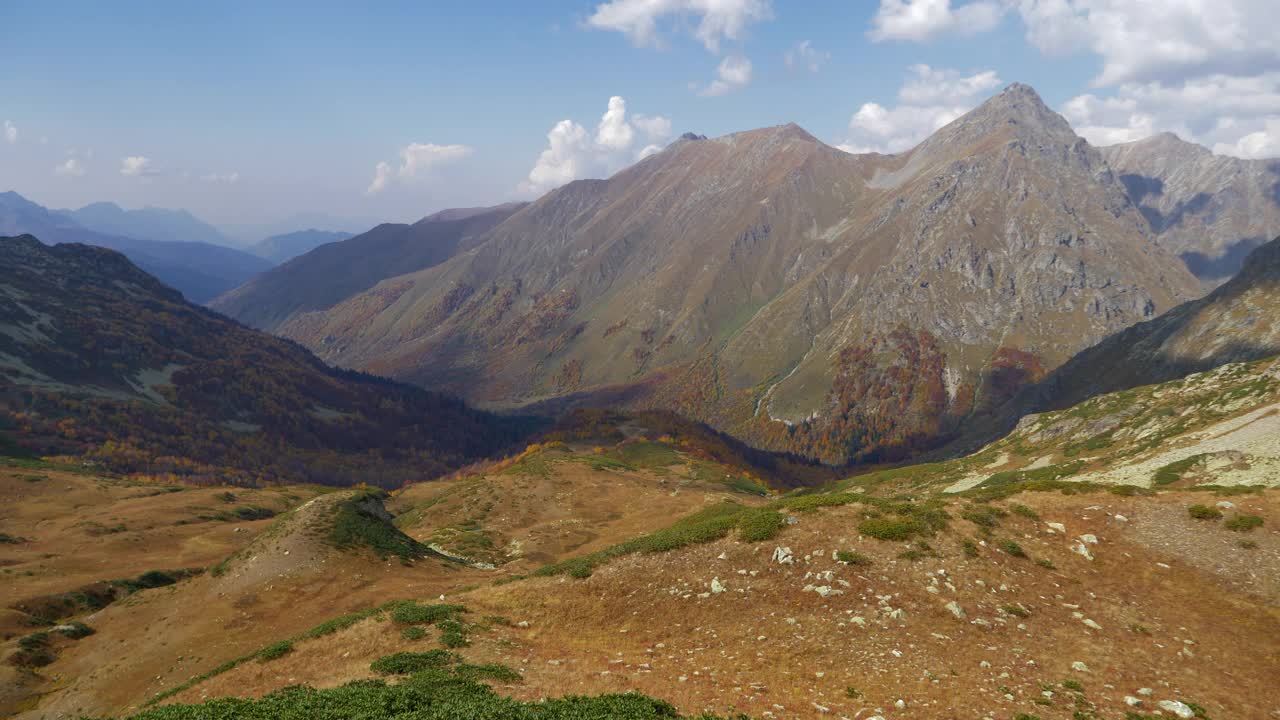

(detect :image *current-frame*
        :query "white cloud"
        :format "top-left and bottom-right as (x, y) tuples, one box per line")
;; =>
(586, 0), (772, 53)
(120, 155), (156, 177)
(1015, 0), (1280, 87)
(367, 161), (392, 195)
(55, 157), (87, 177)
(784, 40), (829, 73)
(1062, 72), (1280, 157)
(1212, 118), (1280, 158)
(869, 0), (1002, 42)
(633, 114), (673, 141)
(898, 63), (1001, 104)
(366, 143), (474, 195)
(521, 96), (672, 195)
(838, 65), (1001, 153)
(699, 55), (753, 96)
(3, 120), (16, 144)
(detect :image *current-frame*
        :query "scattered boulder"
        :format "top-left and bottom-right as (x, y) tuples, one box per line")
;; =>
(1157, 700), (1196, 718)
(772, 546), (794, 565)
(944, 601), (966, 619)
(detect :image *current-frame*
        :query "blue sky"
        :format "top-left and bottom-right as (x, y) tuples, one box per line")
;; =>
(2, 1), (1277, 231)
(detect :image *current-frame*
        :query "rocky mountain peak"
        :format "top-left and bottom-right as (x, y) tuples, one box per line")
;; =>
(915, 82), (1078, 159)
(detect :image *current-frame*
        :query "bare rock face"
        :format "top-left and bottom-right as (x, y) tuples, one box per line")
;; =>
(277, 84), (1201, 464)
(1101, 132), (1280, 285)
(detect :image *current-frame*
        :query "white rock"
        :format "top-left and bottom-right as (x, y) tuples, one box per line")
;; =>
(1079, 534), (1098, 544)
(1047, 522), (1067, 533)
(1114, 514), (1128, 522)
(945, 601), (966, 619)
(1157, 700), (1196, 718)
(717, 552), (728, 560)
(1072, 542), (1094, 561)
(1083, 619), (1103, 630)
(1216, 501), (1236, 510)
(1137, 688), (1153, 696)
(772, 546), (794, 564)
(710, 577), (726, 594)
(1124, 696), (1142, 707)
(894, 699), (906, 710)
(1071, 661), (1090, 672)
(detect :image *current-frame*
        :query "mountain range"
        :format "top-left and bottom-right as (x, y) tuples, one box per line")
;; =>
(209, 203), (525, 330)
(1102, 132), (1280, 284)
(56, 201), (231, 248)
(217, 84), (1218, 465)
(0, 235), (535, 486)
(247, 228), (354, 263)
(0, 192), (272, 303)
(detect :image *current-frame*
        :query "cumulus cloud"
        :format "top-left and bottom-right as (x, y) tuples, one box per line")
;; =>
(3, 121), (16, 144)
(837, 64), (1001, 153)
(869, 0), (1002, 42)
(521, 96), (673, 195)
(120, 155), (156, 177)
(366, 143), (474, 195)
(784, 40), (829, 73)
(586, 0), (772, 53)
(1014, 0), (1280, 87)
(699, 55), (753, 96)
(1062, 72), (1280, 157)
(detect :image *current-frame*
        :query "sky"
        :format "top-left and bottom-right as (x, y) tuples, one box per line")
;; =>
(2, 0), (1278, 231)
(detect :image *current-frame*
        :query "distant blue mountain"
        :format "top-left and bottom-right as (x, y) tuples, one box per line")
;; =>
(58, 201), (232, 248)
(1, 191), (271, 303)
(249, 229), (353, 264)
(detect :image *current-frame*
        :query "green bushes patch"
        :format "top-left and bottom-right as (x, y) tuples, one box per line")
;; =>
(736, 509), (785, 542)
(116, 660), (742, 720)
(835, 550), (872, 566)
(1187, 504), (1222, 520)
(391, 603), (465, 626)
(257, 641), (293, 662)
(370, 650), (456, 675)
(1225, 514), (1263, 532)
(1154, 454), (1209, 486)
(857, 517), (926, 541)
(327, 491), (430, 561)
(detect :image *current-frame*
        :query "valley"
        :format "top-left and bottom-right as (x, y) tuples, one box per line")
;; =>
(3, 51), (1279, 719)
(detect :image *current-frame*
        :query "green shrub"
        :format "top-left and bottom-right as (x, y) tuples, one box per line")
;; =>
(1187, 504), (1221, 520)
(858, 517), (926, 541)
(1237, 539), (1259, 550)
(961, 505), (1005, 528)
(736, 508), (785, 542)
(835, 550), (872, 566)
(122, 665), (735, 720)
(401, 626), (427, 641)
(391, 602), (465, 626)
(997, 539), (1027, 558)
(962, 538), (979, 557)
(1062, 679), (1084, 692)
(1225, 514), (1263, 532)
(257, 641), (293, 662)
(233, 506), (276, 521)
(453, 662), (522, 683)
(439, 619), (469, 648)
(370, 650), (456, 675)
(1010, 503), (1040, 520)
(1036, 558), (1056, 569)
(1000, 604), (1030, 618)
(1154, 454), (1208, 486)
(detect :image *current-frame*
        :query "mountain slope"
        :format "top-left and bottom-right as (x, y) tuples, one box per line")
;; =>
(58, 201), (231, 248)
(0, 235), (534, 486)
(1102, 133), (1280, 283)
(247, 228), (354, 263)
(1, 192), (271, 302)
(1029, 235), (1280, 412)
(210, 203), (525, 331)
(276, 85), (1201, 465)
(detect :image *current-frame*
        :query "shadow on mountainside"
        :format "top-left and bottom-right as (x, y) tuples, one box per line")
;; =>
(941, 236), (1280, 457)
